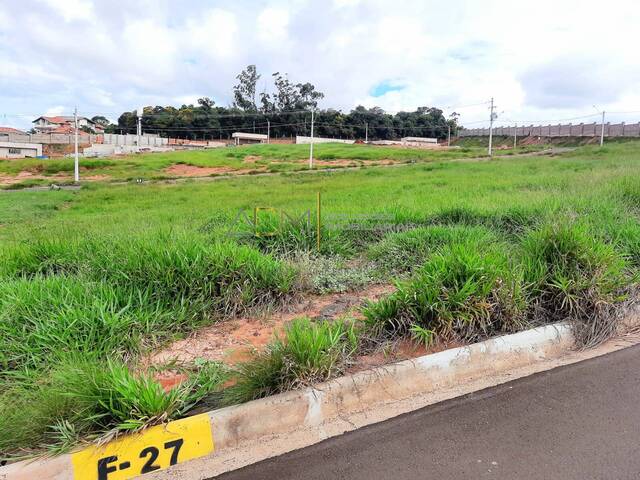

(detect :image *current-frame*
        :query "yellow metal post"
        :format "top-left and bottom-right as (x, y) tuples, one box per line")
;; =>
(316, 191), (321, 251)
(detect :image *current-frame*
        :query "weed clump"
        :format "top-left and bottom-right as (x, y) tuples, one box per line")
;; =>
(223, 317), (359, 404)
(364, 240), (526, 342)
(367, 225), (496, 275)
(521, 222), (629, 346)
(0, 357), (227, 459)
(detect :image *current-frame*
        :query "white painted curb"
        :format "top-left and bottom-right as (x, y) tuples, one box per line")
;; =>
(1, 323), (573, 480)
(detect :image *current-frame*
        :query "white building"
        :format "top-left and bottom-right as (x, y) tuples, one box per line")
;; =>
(0, 141), (43, 158)
(400, 137), (438, 144)
(232, 132), (268, 145)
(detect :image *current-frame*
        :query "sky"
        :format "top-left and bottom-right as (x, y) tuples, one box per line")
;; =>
(2, 0), (640, 130)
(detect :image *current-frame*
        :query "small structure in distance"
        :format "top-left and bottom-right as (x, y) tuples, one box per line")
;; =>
(0, 141), (43, 158)
(400, 136), (438, 145)
(232, 132), (268, 146)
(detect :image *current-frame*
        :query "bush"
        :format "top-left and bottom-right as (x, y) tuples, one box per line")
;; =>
(223, 317), (359, 404)
(364, 240), (526, 342)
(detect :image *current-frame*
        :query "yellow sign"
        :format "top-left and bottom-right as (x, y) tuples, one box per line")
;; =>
(71, 414), (214, 480)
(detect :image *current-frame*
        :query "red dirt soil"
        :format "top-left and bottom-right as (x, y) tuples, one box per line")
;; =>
(163, 164), (266, 177)
(148, 284), (395, 369)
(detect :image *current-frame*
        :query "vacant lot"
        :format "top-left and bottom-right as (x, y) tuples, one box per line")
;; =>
(1, 141), (639, 460)
(0, 142), (541, 189)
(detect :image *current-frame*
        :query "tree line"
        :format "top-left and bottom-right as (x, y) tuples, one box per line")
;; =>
(110, 65), (460, 141)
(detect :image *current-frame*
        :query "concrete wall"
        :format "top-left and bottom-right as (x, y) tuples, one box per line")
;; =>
(460, 122), (640, 138)
(102, 133), (167, 146)
(296, 136), (356, 145)
(0, 133), (100, 145)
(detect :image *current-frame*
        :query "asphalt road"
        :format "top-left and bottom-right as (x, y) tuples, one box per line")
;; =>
(216, 344), (640, 480)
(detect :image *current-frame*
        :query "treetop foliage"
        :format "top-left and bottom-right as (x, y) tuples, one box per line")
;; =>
(114, 65), (459, 140)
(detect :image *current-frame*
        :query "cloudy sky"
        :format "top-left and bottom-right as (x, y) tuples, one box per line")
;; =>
(2, 0), (640, 130)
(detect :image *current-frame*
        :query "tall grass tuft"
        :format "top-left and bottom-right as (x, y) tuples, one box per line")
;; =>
(364, 239), (527, 342)
(0, 357), (227, 459)
(367, 225), (497, 275)
(521, 222), (629, 346)
(223, 317), (359, 405)
(0, 235), (298, 374)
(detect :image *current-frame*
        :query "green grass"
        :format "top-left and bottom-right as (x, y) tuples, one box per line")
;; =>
(364, 236), (527, 341)
(0, 356), (227, 456)
(2, 140), (640, 458)
(0, 142), (534, 188)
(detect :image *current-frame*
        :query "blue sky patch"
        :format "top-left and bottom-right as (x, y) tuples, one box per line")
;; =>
(370, 81), (406, 98)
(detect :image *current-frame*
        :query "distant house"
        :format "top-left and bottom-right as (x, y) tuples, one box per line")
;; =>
(231, 132), (268, 145)
(0, 127), (25, 135)
(32, 116), (103, 134)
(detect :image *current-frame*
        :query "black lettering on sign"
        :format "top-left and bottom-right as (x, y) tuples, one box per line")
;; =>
(164, 438), (184, 466)
(97, 456), (118, 480)
(139, 446), (161, 474)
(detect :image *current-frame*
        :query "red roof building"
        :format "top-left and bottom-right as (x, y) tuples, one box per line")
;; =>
(0, 126), (25, 134)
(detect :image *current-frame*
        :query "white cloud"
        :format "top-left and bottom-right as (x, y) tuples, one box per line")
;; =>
(2, 0), (640, 130)
(44, 106), (66, 116)
(121, 19), (178, 81)
(186, 9), (238, 60)
(257, 8), (290, 47)
(40, 0), (94, 22)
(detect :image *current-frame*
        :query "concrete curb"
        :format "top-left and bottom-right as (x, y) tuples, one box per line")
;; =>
(1, 323), (573, 480)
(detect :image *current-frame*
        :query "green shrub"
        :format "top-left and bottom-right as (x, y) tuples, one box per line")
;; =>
(224, 317), (359, 404)
(0, 234), (298, 374)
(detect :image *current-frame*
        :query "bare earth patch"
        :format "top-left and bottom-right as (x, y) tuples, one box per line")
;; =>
(164, 164), (265, 177)
(0, 170), (68, 186)
(148, 284), (395, 368)
(243, 155), (263, 164)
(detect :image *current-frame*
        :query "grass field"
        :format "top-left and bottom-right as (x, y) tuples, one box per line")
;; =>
(1, 141), (639, 459)
(0, 142), (543, 189)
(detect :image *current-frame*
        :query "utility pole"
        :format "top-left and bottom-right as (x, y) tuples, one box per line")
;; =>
(514, 123), (517, 149)
(488, 97), (495, 156)
(309, 109), (315, 169)
(73, 107), (79, 183)
(267, 120), (271, 144)
(137, 107), (142, 149)
(600, 110), (606, 147)
(447, 124), (451, 147)
(365, 123), (368, 143)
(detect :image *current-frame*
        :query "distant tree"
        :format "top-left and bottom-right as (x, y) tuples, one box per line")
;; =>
(112, 66), (458, 141)
(295, 82), (324, 110)
(91, 115), (110, 127)
(197, 97), (215, 110)
(233, 65), (260, 111)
